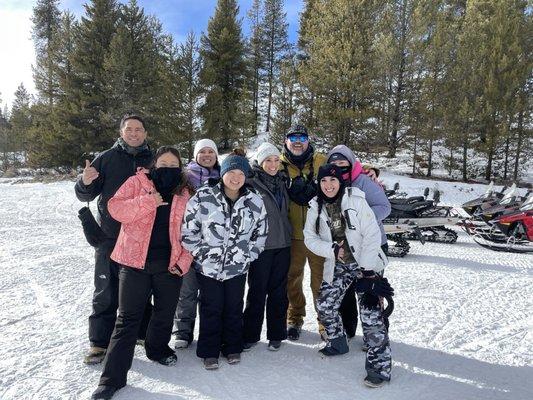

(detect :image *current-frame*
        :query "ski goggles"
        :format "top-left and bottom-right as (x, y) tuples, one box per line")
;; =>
(287, 134), (309, 143)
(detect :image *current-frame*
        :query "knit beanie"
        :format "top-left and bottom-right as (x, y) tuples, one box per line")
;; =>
(220, 155), (251, 177)
(317, 163), (345, 203)
(255, 142), (281, 166)
(317, 163), (344, 182)
(193, 139), (219, 160)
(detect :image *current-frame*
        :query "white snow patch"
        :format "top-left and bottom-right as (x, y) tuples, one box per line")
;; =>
(0, 176), (531, 400)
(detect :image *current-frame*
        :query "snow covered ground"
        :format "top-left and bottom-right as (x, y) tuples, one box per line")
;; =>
(0, 174), (531, 400)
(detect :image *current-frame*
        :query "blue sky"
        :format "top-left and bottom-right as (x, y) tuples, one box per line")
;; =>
(60, 0), (303, 43)
(0, 0), (303, 109)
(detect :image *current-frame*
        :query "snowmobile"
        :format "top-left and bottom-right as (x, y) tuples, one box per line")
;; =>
(461, 181), (508, 217)
(384, 182), (408, 198)
(384, 187), (460, 244)
(462, 187), (532, 237)
(476, 186), (531, 224)
(384, 223), (417, 258)
(471, 195), (533, 253)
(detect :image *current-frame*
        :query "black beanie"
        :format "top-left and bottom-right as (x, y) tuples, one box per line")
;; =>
(317, 163), (345, 203)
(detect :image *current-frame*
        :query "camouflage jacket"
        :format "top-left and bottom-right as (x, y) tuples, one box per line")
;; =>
(181, 180), (268, 281)
(303, 187), (388, 284)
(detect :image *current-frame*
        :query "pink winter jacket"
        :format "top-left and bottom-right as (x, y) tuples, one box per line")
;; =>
(108, 170), (193, 274)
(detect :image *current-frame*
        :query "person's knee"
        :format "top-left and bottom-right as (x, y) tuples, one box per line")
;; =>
(92, 284), (116, 313)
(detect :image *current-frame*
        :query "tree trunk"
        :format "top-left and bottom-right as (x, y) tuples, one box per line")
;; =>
(513, 108), (524, 181)
(462, 140), (468, 182)
(503, 135), (510, 181)
(388, 0), (409, 158)
(412, 131), (418, 175)
(427, 135), (434, 177)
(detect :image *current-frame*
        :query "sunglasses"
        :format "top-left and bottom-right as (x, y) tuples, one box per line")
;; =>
(287, 134), (309, 143)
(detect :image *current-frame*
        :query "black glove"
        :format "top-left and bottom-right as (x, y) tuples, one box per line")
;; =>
(287, 175), (317, 206)
(354, 277), (394, 297)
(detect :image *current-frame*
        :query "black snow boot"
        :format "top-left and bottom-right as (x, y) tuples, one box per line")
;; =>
(287, 325), (301, 341)
(319, 335), (349, 357)
(91, 385), (123, 400)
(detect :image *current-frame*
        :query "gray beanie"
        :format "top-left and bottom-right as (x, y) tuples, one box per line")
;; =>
(255, 142), (281, 166)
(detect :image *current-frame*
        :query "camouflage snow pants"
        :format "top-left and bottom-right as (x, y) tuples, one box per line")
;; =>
(316, 262), (392, 381)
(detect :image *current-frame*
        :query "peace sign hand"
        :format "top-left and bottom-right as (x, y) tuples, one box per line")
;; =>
(82, 160), (99, 186)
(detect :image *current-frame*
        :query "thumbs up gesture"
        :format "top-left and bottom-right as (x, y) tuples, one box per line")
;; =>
(82, 159), (99, 186)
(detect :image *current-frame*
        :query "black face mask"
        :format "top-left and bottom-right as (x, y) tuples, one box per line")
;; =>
(150, 167), (182, 197)
(339, 165), (351, 183)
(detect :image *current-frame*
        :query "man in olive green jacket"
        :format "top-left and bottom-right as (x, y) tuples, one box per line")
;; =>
(279, 125), (327, 340)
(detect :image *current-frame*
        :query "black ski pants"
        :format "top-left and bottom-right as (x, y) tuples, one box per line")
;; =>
(196, 273), (246, 359)
(99, 262), (182, 388)
(89, 242), (152, 348)
(243, 247), (290, 343)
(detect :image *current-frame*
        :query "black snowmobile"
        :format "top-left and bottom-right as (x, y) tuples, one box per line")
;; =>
(461, 181), (508, 217)
(384, 186), (460, 245)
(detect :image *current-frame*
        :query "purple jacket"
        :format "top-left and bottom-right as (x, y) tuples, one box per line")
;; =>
(186, 161), (220, 189)
(326, 145), (391, 245)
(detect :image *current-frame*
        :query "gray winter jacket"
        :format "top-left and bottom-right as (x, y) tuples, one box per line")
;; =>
(248, 174), (292, 250)
(181, 180), (268, 281)
(326, 145), (391, 245)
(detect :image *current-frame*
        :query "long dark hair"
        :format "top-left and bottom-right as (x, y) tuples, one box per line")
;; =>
(315, 196), (324, 234)
(152, 146), (195, 195)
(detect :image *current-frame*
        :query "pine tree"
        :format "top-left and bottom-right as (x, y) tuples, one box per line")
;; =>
(178, 32), (203, 159)
(31, 0), (62, 106)
(298, 0), (384, 148)
(200, 0), (248, 149)
(68, 0), (119, 153)
(246, 0), (265, 134)
(376, 0), (417, 157)
(9, 84), (32, 164)
(296, 0), (318, 130)
(408, 0), (456, 177)
(261, 0), (289, 132)
(103, 0), (163, 126)
(271, 48), (298, 144)
(0, 92), (11, 168)
(54, 12), (77, 101)
(27, 11), (82, 168)
(459, 0), (530, 180)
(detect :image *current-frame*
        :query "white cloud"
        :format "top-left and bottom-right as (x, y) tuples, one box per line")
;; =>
(0, 7), (36, 110)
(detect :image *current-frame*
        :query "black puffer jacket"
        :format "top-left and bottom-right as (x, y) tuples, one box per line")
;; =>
(74, 140), (153, 240)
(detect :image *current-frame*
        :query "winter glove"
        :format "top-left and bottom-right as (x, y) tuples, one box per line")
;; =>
(354, 277), (394, 297)
(287, 175), (317, 206)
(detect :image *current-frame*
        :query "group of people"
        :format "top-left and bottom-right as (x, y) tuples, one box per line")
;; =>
(75, 115), (395, 400)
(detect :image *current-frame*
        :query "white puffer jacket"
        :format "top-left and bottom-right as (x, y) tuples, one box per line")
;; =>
(303, 187), (388, 284)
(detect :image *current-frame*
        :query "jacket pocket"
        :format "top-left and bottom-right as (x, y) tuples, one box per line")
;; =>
(343, 208), (359, 231)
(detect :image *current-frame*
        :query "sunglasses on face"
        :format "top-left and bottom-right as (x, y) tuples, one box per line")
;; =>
(287, 134), (309, 143)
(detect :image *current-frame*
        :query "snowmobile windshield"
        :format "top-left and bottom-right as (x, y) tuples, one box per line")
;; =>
(484, 181), (494, 198)
(520, 194), (533, 211)
(501, 184), (517, 204)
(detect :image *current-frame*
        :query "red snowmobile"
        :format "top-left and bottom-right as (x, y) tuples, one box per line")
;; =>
(470, 193), (533, 253)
